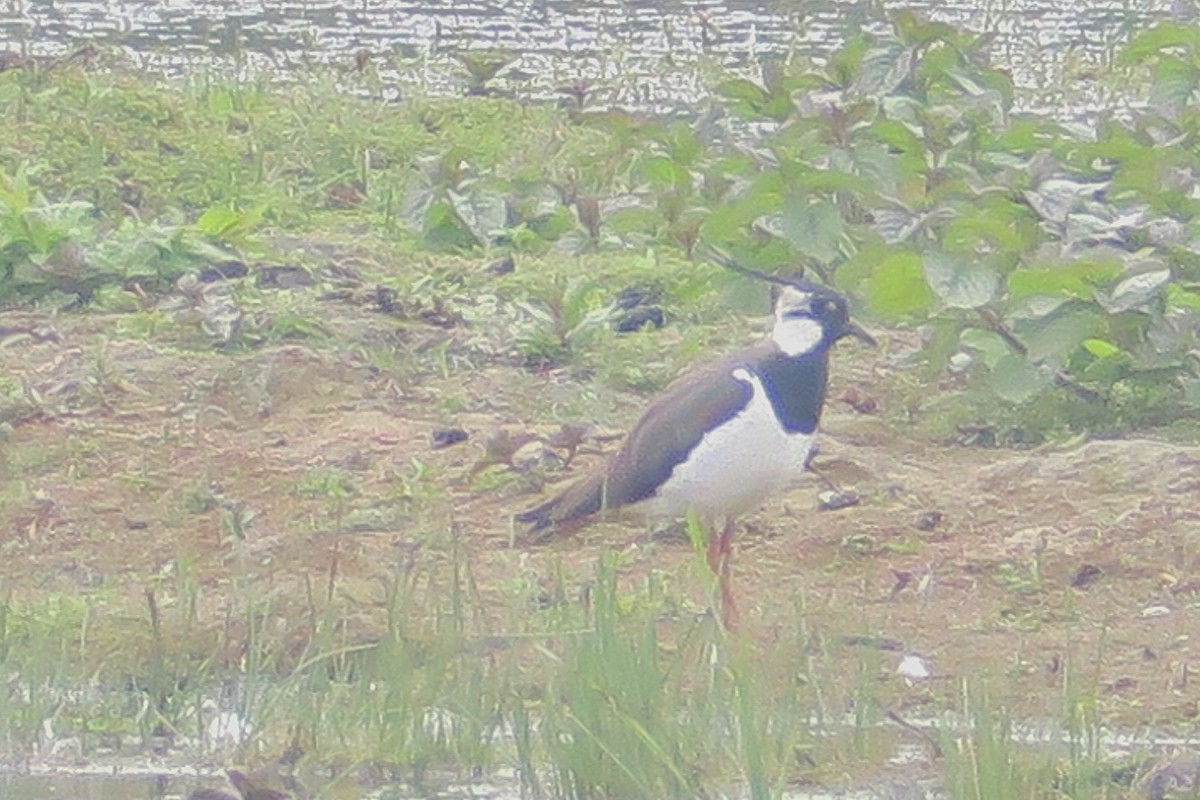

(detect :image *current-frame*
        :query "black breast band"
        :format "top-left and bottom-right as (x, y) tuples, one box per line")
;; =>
(753, 350), (830, 434)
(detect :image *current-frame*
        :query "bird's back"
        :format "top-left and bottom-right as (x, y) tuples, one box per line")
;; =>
(516, 340), (801, 531)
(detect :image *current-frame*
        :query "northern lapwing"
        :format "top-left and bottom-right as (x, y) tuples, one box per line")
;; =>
(515, 277), (874, 628)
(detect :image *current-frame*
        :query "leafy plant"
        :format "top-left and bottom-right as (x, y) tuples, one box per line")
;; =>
(0, 164), (98, 301)
(698, 14), (1200, 434)
(512, 278), (613, 368)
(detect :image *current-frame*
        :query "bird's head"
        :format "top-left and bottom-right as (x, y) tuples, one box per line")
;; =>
(772, 281), (876, 357)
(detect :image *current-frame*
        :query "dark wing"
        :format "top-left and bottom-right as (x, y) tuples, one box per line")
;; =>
(515, 343), (765, 533)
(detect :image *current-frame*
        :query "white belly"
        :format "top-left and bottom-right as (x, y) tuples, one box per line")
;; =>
(638, 368), (816, 525)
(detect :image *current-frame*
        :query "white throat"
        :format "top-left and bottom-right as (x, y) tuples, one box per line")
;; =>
(772, 315), (824, 357)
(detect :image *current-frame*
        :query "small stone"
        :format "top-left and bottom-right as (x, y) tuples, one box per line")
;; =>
(197, 260), (248, 283)
(840, 388), (878, 414)
(818, 490), (860, 511)
(613, 306), (664, 333)
(1070, 563), (1103, 589)
(430, 428), (469, 450)
(255, 265), (314, 289)
(914, 510), (943, 531)
(897, 654), (932, 684)
(485, 256), (515, 275)
(615, 284), (662, 309)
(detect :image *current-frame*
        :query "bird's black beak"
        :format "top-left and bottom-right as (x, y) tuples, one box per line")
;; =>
(841, 320), (877, 347)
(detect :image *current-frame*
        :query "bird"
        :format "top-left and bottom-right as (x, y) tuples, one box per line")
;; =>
(186, 770), (289, 800)
(514, 277), (874, 628)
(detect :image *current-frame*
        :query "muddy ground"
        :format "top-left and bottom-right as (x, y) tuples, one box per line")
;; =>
(1, 284), (1199, 742)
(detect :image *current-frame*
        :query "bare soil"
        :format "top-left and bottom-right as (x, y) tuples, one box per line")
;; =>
(2, 294), (1199, 735)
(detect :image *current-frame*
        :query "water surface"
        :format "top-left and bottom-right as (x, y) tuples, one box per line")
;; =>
(0, 0), (1182, 108)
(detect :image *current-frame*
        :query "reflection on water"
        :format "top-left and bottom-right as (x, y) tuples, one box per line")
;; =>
(0, 712), (1195, 800)
(0, 0), (1183, 108)
(1, 774), (166, 800)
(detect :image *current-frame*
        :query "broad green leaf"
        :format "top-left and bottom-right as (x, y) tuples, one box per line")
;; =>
(960, 328), (1011, 370)
(22, 215), (58, 254)
(830, 34), (869, 83)
(0, 169), (32, 215)
(1007, 268), (1090, 300)
(833, 241), (892, 294)
(741, 239), (794, 273)
(943, 202), (1034, 255)
(870, 119), (923, 152)
(194, 204), (265, 246)
(656, 121), (703, 164)
(1152, 57), (1200, 109)
(915, 44), (961, 86)
(528, 207), (576, 240)
(700, 173), (783, 243)
(779, 198), (843, 264)
(994, 119), (1057, 153)
(1167, 284), (1200, 311)
(880, 94), (923, 124)
(1182, 377), (1200, 407)
(990, 354), (1051, 403)
(424, 200), (475, 250)
(867, 251), (935, 318)
(978, 65), (1016, 109)
(794, 167), (876, 196)
(1083, 339), (1122, 358)
(1121, 22), (1200, 64)
(1008, 257), (1123, 300)
(943, 67), (1009, 120)
(871, 207), (924, 245)
(207, 89), (236, 115)
(401, 182), (436, 231)
(855, 41), (912, 98)
(839, 142), (899, 195)
(1100, 268), (1171, 313)
(1086, 129), (1154, 167)
(9, 258), (49, 286)
(716, 78), (769, 107)
(607, 205), (661, 237)
(700, 204), (751, 244)
(448, 187), (507, 245)
(715, 78), (790, 120)
(639, 156), (687, 190)
(561, 280), (606, 330)
(1069, 257), (1127, 283)
(1017, 307), (1105, 362)
(552, 229), (592, 256)
(922, 251), (998, 309)
(894, 10), (959, 46)
(1078, 350), (1130, 383)
(194, 206), (241, 237)
(922, 317), (964, 379)
(1008, 295), (1068, 321)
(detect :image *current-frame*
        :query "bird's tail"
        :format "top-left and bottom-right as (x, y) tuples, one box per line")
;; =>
(513, 497), (560, 530)
(513, 475), (605, 543)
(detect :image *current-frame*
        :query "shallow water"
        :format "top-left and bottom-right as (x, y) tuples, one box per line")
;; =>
(1, 713), (1195, 800)
(1, 774), (169, 800)
(0, 0), (1184, 109)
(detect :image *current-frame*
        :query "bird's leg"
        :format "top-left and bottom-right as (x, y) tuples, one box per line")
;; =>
(705, 521), (723, 578)
(715, 519), (739, 630)
(805, 445), (845, 495)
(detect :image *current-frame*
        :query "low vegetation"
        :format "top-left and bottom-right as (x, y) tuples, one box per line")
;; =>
(1, 12), (1198, 799)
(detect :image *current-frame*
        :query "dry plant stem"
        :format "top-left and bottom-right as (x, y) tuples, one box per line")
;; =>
(886, 708), (943, 759)
(976, 309), (1100, 403)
